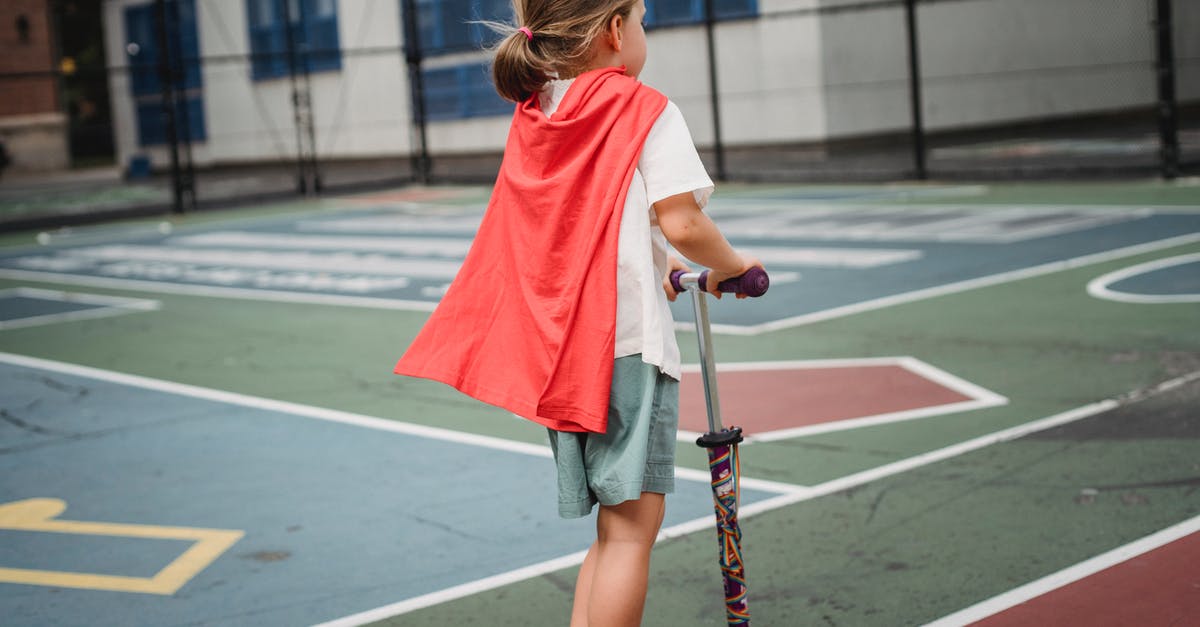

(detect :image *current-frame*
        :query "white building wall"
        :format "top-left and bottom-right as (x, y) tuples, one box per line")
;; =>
(194, 0), (288, 164)
(815, 3), (911, 139)
(814, 0), (1196, 139)
(105, 0), (412, 169)
(104, 0), (1199, 167)
(639, 14), (828, 148)
(914, 0), (1158, 132)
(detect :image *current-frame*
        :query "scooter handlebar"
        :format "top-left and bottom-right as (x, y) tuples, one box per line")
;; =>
(670, 267), (769, 297)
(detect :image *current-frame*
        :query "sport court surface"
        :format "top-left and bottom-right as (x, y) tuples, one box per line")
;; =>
(0, 181), (1197, 626)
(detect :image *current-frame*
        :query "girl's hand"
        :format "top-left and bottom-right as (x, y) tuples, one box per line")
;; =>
(705, 254), (764, 299)
(663, 256), (692, 302)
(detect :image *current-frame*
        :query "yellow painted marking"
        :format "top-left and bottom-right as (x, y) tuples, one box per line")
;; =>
(0, 498), (244, 595)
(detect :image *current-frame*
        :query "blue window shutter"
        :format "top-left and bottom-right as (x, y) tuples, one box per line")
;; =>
(130, 0), (207, 146)
(422, 62), (511, 121)
(469, 0), (509, 49)
(644, 0), (758, 27)
(304, 0), (341, 72)
(464, 63), (510, 117)
(714, 0), (756, 19)
(421, 67), (461, 121)
(289, 16), (308, 71)
(456, 65), (471, 118)
(173, 0), (203, 89)
(440, 0), (473, 52)
(135, 101), (162, 146)
(416, 0), (442, 52)
(186, 96), (207, 141)
(647, 0), (697, 27)
(246, 0), (290, 79)
(125, 4), (160, 96)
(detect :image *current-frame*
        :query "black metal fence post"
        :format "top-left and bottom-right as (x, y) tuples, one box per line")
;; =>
(154, 0), (194, 213)
(1154, 0), (1179, 180)
(401, 0), (432, 184)
(166, 0), (196, 209)
(282, 0), (321, 195)
(904, 0), (927, 180)
(703, 0), (727, 181)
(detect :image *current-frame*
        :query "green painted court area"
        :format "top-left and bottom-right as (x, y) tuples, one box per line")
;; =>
(0, 181), (1198, 626)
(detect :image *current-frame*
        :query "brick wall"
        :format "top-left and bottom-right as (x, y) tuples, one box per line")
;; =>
(0, 0), (60, 117)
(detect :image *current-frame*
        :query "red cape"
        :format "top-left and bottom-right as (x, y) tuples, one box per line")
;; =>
(394, 67), (668, 433)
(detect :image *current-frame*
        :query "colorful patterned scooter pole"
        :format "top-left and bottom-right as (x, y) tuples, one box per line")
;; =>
(670, 268), (768, 626)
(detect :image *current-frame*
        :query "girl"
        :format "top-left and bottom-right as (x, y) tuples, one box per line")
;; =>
(395, 0), (761, 623)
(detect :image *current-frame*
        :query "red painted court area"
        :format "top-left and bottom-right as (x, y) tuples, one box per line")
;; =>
(974, 530), (1200, 627)
(678, 359), (997, 438)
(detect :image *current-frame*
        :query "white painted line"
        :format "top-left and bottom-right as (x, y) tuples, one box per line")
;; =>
(43, 245), (466, 278)
(6, 227), (1194, 331)
(1086, 252), (1200, 304)
(0, 348), (811, 490)
(310, 549), (591, 627)
(0, 351), (805, 627)
(923, 514), (1200, 627)
(168, 231), (473, 257)
(0, 269), (439, 312)
(715, 232), (1200, 336)
(715, 206), (1147, 244)
(314, 370), (1199, 627)
(736, 399), (1120, 515)
(0, 352), (808, 497)
(0, 288), (161, 331)
(0, 287), (160, 310)
(897, 356), (1009, 407)
(738, 246), (923, 268)
(740, 398), (1006, 443)
(298, 214), (483, 234)
(673, 466), (812, 495)
(0, 351), (548, 458)
(679, 356), (917, 372)
(0, 307), (157, 331)
(677, 357), (1008, 443)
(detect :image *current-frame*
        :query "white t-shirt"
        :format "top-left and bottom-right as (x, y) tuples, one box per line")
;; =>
(539, 79), (714, 381)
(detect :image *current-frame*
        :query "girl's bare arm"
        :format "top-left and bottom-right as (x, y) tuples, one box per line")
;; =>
(653, 191), (762, 297)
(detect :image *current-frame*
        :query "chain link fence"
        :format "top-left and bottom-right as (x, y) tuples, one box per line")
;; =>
(0, 0), (1194, 225)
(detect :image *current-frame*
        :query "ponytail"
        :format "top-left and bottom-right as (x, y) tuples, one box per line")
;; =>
(488, 0), (640, 103)
(492, 28), (553, 103)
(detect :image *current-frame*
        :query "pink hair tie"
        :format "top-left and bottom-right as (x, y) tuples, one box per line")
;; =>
(518, 27), (533, 41)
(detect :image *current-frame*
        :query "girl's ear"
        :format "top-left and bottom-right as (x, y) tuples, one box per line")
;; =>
(607, 13), (624, 51)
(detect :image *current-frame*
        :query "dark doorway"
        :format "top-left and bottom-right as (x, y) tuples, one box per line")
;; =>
(56, 0), (116, 166)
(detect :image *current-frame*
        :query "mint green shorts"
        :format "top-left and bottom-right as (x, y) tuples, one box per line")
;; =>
(547, 354), (680, 519)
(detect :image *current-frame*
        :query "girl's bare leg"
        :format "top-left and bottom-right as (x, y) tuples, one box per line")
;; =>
(570, 493), (666, 627)
(570, 541), (598, 626)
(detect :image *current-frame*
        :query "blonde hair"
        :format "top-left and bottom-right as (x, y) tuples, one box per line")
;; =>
(489, 0), (641, 103)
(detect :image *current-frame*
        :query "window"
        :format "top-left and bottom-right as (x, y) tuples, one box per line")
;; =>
(422, 63), (512, 120)
(124, 0), (207, 145)
(414, 0), (510, 56)
(645, 0), (757, 28)
(246, 0), (342, 80)
(409, 0), (754, 57)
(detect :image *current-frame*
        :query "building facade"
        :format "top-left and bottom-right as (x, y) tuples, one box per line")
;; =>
(100, 0), (1199, 175)
(0, 0), (70, 172)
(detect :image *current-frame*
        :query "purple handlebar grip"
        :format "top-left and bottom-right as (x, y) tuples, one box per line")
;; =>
(669, 270), (687, 294)
(714, 267), (770, 297)
(670, 267), (770, 297)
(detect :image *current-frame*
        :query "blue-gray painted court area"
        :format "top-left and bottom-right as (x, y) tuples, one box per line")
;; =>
(0, 359), (776, 626)
(1109, 258), (1200, 296)
(0, 199), (1197, 328)
(0, 294), (103, 322)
